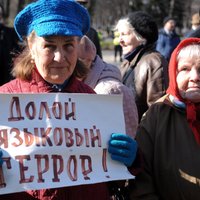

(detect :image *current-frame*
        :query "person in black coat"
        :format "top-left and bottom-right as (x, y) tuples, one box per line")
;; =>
(0, 4), (20, 85)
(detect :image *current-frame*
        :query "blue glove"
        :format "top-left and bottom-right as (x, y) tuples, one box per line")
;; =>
(0, 150), (3, 166)
(108, 133), (137, 167)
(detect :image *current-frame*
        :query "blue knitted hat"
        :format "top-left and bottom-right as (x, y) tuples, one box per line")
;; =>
(14, 0), (90, 41)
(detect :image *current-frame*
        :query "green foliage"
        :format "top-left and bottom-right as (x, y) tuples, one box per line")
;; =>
(100, 40), (114, 50)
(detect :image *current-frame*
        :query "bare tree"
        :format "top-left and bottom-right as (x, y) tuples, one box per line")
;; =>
(2, 0), (199, 35)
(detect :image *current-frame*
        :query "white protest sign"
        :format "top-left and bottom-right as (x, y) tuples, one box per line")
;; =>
(0, 93), (134, 195)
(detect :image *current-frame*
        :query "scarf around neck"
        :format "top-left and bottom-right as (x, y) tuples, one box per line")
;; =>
(124, 45), (144, 62)
(167, 37), (200, 144)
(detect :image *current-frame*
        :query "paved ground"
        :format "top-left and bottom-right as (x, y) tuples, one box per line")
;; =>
(102, 49), (122, 68)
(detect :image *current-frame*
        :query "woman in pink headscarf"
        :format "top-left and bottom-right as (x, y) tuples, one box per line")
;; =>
(130, 38), (200, 200)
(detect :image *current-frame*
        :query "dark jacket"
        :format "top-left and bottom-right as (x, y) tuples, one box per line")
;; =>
(0, 24), (20, 86)
(130, 94), (200, 200)
(156, 28), (180, 61)
(120, 45), (168, 121)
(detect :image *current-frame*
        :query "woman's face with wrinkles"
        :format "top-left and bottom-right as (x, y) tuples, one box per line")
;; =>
(29, 35), (80, 84)
(176, 55), (200, 103)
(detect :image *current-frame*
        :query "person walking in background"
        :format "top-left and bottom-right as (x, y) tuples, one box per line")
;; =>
(0, 4), (20, 85)
(0, 0), (138, 199)
(77, 35), (138, 138)
(156, 16), (180, 61)
(76, 0), (103, 58)
(184, 12), (200, 38)
(113, 31), (123, 62)
(130, 37), (200, 200)
(115, 11), (168, 121)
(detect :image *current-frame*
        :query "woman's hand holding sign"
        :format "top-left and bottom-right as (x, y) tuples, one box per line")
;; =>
(108, 133), (138, 167)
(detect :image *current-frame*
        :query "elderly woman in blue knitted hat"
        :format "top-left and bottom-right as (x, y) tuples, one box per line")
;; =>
(0, 0), (138, 200)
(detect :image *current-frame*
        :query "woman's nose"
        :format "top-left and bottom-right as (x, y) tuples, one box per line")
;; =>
(190, 68), (200, 82)
(54, 49), (66, 62)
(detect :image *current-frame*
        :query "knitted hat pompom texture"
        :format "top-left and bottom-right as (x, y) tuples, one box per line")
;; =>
(127, 11), (158, 44)
(14, 0), (90, 41)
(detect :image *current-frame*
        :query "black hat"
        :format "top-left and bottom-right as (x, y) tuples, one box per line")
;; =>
(127, 11), (158, 44)
(163, 16), (175, 25)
